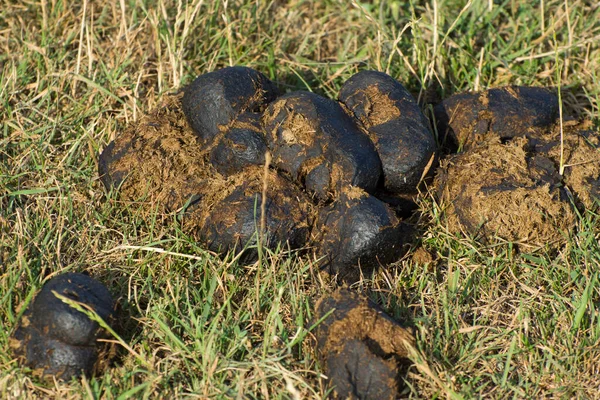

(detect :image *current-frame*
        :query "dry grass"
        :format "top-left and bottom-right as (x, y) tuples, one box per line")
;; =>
(1, 0), (600, 398)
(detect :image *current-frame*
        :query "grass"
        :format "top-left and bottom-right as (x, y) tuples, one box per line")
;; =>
(1, 0), (599, 398)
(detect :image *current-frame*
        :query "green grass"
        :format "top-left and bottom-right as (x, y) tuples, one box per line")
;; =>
(1, 0), (599, 398)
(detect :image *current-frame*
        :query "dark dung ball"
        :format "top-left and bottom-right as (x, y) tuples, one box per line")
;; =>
(185, 167), (312, 262)
(313, 289), (414, 400)
(31, 273), (114, 346)
(262, 91), (382, 201)
(209, 113), (268, 177)
(10, 273), (114, 380)
(339, 70), (436, 194)
(434, 86), (559, 150)
(314, 186), (413, 282)
(182, 66), (279, 143)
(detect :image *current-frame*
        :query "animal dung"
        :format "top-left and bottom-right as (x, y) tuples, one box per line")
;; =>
(339, 70), (436, 193)
(433, 86), (559, 151)
(10, 273), (114, 380)
(182, 66), (279, 144)
(434, 87), (599, 246)
(313, 288), (415, 399)
(99, 67), (436, 280)
(184, 166), (313, 262)
(262, 91), (382, 200)
(313, 186), (412, 282)
(98, 66), (598, 276)
(208, 113), (268, 177)
(91, 66), (600, 396)
(435, 136), (577, 246)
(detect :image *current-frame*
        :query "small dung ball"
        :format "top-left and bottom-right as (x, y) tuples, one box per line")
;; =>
(182, 66), (279, 143)
(10, 273), (114, 380)
(339, 70), (436, 194)
(263, 91), (382, 201)
(314, 288), (415, 400)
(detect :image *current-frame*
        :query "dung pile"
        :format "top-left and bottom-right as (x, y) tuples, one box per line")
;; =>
(97, 67), (434, 396)
(22, 67), (596, 395)
(99, 67), (436, 281)
(434, 87), (600, 246)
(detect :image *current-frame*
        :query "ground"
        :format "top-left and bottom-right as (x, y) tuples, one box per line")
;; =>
(1, 0), (600, 398)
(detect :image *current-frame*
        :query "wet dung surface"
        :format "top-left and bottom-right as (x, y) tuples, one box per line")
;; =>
(262, 91), (382, 201)
(340, 70), (436, 194)
(209, 113), (268, 177)
(314, 288), (414, 400)
(314, 186), (412, 282)
(182, 66), (279, 144)
(10, 273), (114, 380)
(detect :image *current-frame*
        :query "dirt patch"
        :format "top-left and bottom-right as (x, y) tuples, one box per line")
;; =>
(314, 288), (414, 399)
(340, 70), (436, 194)
(10, 273), (114, 380)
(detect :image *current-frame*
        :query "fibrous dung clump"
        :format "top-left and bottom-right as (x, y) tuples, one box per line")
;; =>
(99, 67), (435, 280)
(434, 87), (599, 247)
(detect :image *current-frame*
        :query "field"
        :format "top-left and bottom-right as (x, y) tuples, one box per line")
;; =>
(1, 0), (600, 398)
